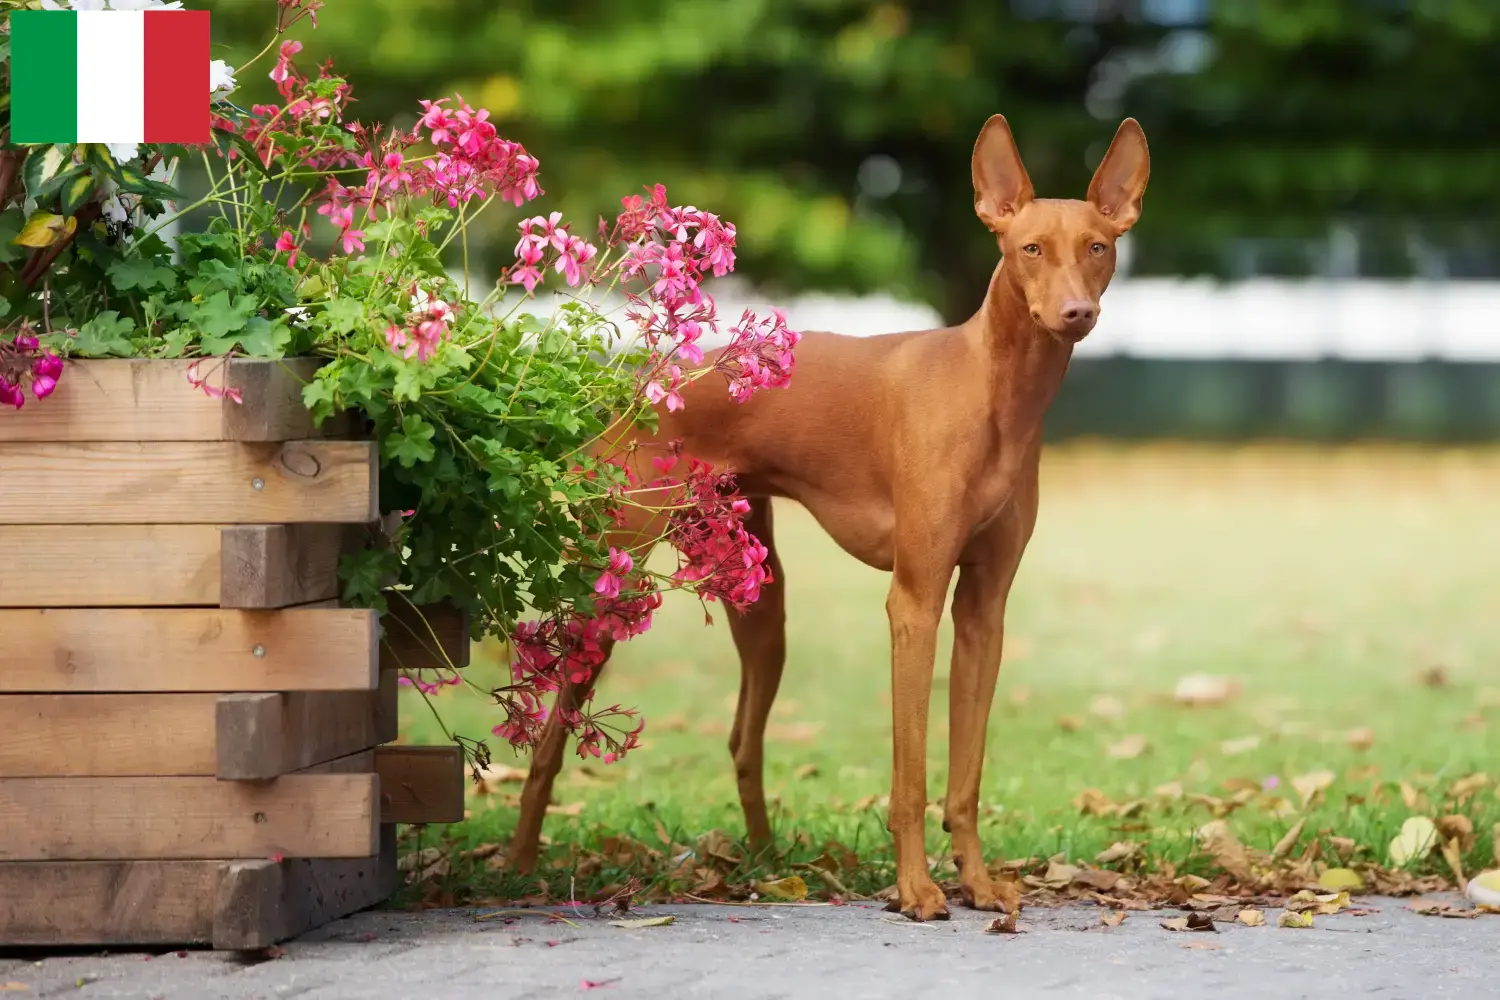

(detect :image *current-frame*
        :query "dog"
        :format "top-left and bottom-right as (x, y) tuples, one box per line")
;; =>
(506, 114), (1149, 922)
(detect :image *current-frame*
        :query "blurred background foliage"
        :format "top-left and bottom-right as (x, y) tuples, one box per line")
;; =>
(204, 0), (1500, 322)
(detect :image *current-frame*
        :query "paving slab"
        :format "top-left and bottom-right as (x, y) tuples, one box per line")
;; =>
(2, 897), (1497, 999)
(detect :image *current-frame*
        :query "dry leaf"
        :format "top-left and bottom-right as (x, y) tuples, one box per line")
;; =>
(793, 763), (820, 780)
(1388, 817), (1439, 867)
(767, 721), (823, 742)
(696, 830), (743, 867)
(1345, 727), (1375, 751)
(1073, 788), (1114, 816)
(1318, 868), (1365, 893)
(1057, 715), (1084, 732)
(1449, 773), (1490, 802)
(753, 876), (808, 901)
(1287, 890), (1351, 916)
(1195, 820), (1255, 882)
(1095, 841), (1142, 867)
(1155, 781), (1184, 800)
(1437, 814), (1476, 853)
(1418, 665), (1449, 688)
(1398, 781), (1427, 812)
(985, 913), (1019, 934)
(1072, 868), (1122, 891)
(1272, 818), (1306, 859)
(1236, 908), (1266, 927)
(1007, 686), (1031, 706)
(1277, 910), (1314, 928)
(546, 802), (585, 817)
(1408, 899), (1480, 919)
(608, 915), (675, 929)
(1160, 913), (1216, 932)
(1465, 870), (1500, 908)
(1101, 910), (1127, 927)
(1090, 695), (1126, 720)
(1173, 674), (1239, 707)
(1106, 734), (1149, 760)
(1040, 861), (1080, 888)
(1220, 735), (1261, 756)
(1292, 770), (1335, 806)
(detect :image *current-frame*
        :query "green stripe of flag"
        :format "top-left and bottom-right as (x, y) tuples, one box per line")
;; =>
(10, 11), (78, 144)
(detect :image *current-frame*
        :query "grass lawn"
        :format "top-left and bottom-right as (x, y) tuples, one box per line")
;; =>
(399, 443), (1500, 902)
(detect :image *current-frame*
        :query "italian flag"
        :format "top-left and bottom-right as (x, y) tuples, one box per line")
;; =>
(9, 10), (209, 145)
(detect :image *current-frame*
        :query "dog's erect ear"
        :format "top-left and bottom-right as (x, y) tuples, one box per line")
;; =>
(972, 114), (1034, 235)
(1087, 118), (1150, 234)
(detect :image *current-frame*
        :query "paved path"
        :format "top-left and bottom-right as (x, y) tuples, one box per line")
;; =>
(4, 898), (1497, 999)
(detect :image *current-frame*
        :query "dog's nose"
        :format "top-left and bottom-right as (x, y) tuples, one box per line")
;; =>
(1060, 299), (1096, 327)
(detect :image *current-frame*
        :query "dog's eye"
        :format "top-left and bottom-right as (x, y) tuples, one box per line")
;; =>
(1022, 243), (1041, 257)
(1089, 242), (1108, 256)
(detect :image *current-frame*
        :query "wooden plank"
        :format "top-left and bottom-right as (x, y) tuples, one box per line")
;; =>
(0, 860), (220, 945)
(0, 693), (218, 776)
(0, 830), (397, 947)
(0, 607), (378, 692)
(381, 600), (471, 671)
(299, 746), (465, 824)
(0, 524), (222, 607)
(215, 689), (388, 780)
(0, 775), (379, 860)
(0, 440), (378, 525)
(219, 524), (354, 609)
(377, 746), (466, 824)
(0, 358), (340, 443)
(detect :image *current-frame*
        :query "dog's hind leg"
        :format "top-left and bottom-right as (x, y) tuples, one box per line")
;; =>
(725, 497), (787, 852)
(506, 637), (615, 873)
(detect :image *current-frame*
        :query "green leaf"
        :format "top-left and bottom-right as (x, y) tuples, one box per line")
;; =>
(321, 298), (364, 335)
(302, 376), (339, 425)
(0, 209), (25, 264)
(107, 256), (177, 292)
(22, 145), (72, 197)
(384, 413), (437, 468)
(70, 311), (135, 357)
(112, 161), (182, 201)
(192, 290), (256, 340)
(59, 171), (98, 216)
(235, 316), (293, 358)
(186, 259), (240, 298)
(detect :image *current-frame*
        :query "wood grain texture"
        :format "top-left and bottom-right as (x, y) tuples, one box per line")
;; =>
(1, 607), (378, 692)
(0, 775), (379, 860)
(218, 524), (353, 608)
(0, 693), (218, 776)
(0, 860), (221, 945)
(1, 524), (221, 607)
(215, 689), (388, 780)
(0, 440), (378, 525)
(0, 358), (336, 443)
(375, 745), (466, 824)
(381, 600), (471, 671)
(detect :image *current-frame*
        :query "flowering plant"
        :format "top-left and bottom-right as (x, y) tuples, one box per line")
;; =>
(0, 0), (799, 765)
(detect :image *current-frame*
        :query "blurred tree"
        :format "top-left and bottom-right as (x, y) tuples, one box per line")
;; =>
(204, 0), (1500, 322)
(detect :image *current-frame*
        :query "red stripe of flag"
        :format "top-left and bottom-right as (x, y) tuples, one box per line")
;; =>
(143, 10), (210, 144)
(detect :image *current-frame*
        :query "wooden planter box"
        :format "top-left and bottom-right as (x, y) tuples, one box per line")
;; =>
(0, 359), (469, 950)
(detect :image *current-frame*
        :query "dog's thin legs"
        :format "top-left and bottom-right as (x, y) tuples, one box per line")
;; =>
(943, 478), (1035, 911)
(506, 638), (615, 873)
(725, 498), (786, 851)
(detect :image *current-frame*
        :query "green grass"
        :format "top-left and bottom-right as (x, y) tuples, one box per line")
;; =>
(400, 443), (1500, 900)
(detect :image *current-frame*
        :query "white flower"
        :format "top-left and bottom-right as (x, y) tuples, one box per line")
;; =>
(107, 142), (140, 164)
(209, 59), (236, 99)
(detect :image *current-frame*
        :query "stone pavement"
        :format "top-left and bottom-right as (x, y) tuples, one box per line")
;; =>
(3, 898), (1497, 999)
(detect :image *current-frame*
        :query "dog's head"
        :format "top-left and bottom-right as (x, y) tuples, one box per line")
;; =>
(972, 116), (1150, 343)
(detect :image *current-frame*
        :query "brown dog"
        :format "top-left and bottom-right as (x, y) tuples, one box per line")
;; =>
(507, 115), (1149, 921)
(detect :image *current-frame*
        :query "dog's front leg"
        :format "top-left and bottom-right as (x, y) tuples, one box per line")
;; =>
(884, 554), (955, 922)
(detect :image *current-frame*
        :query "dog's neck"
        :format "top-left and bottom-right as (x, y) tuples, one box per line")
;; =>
(971, 260), (1075, 437)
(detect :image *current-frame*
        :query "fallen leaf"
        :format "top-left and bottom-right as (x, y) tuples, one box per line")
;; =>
(1437, 814), (1476, 853)
(1418, 665), (1449, 688)
(1106, 734), (1149, 760)
(1328, 836), (1358, 862)
(1072, 868), (1122, 891)
(766, 721), (823, 742)
(1271, 818), (1306, 860)
(1173, 674), (1239, 707)
(1465, 870), (1500, 908)
(1007, 686), (1031, 706)
(546, 802), (585, 817)
(608, 916), (675, 929)
(1389, 816), (1439, 867)
(1195, 820), (1255, 882)
(985, 913), (1019, 934)
(1236, 908), (1266, 927)
(696, 830), (743, 867)
(1286, 890), (1350, 916)
(1449, 773), (1490, 802)
(1040, 861), (1080, 888)
(1154, 781), (1184, 800)
(1090, 695), (1126, 720)
(753, 876), (808, 901)
(1220, 735), (1261, 756)
(1318, 868), (1365, 893)
(1101, 910), (1127, 927)
(793, 763), (820, 780)
(1408, 899), (1480, 919)
(1440, 837), (1466, 885)
(1073, 788), (1114, 816)
(1160, 912), (1216, 932)
(1057, 715), (1084, 732)
(1095, 841), (1142, 867)
(1399, 781), (1427, 811)
(1277, 910), (1314, 928)
(1292, 770), (1335, 806)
